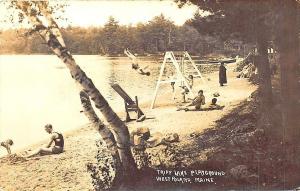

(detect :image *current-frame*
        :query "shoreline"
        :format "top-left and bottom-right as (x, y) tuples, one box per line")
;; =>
(0, 54), (158, 156)
(0, 54), (236, 62)
(2, 62), (238, 156)
(0, 61), (258, 190)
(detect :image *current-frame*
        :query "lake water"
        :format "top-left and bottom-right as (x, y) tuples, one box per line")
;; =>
(0, 55), (162, 155)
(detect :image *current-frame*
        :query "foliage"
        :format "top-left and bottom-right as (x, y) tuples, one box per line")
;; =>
(180, 1), (279, 45)
(0, 14), (242, 56)
(87, 140), (116, 191)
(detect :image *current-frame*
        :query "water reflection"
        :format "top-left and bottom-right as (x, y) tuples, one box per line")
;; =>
(0, 55), (159, 154)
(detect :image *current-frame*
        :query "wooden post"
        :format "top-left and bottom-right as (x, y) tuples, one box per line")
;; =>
(150, 53), (168, 109)
(125, 100), (131, 122)
(170, 52), (194, 97)
(184, 51), (205, 85)
(135, 96), (140, 120)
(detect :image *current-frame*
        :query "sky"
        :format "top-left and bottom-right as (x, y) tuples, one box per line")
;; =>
(0, 0), (201, 29)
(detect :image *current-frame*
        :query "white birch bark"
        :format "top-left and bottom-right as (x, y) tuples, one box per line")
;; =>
(14, 1), (136, 173)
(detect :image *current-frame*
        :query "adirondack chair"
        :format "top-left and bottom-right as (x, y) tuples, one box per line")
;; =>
(111, 84), (145, 122)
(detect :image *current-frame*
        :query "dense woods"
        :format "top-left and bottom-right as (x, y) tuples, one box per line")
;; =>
(0, 14), (245, 56)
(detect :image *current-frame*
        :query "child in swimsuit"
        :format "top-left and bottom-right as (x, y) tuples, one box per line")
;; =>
(1, 139), (13, 155)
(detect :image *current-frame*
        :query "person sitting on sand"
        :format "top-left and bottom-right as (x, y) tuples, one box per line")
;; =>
(1, 139), (13, 155)
(177, 90), (205, 111)
(208, 98), (225, 110)
(26, 124), (64, 158)
(180, 75), (194, 103)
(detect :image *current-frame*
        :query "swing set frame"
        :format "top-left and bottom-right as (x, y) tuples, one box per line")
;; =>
(150, 51), (205, 109)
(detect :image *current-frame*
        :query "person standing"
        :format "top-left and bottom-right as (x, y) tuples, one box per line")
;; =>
(181, 75), (194, 103)
(219, 62), (227, 86)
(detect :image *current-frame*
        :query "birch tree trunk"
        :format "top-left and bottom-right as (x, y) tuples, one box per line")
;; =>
(14, 1), (137, 175)
(79, 91), (123, 185)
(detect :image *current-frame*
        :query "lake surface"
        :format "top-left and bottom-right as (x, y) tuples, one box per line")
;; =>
(0, 55), (161, 155)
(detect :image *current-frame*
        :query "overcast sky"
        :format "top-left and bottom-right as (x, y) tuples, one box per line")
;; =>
(0, 0), (202, 29)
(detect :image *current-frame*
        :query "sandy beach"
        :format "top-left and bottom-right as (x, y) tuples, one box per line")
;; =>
(0, 63), (257, 191)
(1, 1), (299, 190)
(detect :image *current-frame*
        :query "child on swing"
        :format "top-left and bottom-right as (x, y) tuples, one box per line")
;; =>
(180, 75), (194, 103)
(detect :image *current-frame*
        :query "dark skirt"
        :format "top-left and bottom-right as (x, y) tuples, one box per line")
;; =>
(219, 66), (227, 84)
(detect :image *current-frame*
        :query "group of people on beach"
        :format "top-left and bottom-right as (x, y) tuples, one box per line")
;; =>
(1, 61), (227, 158)
(177, 89), (223, 111)
(1, 124), (64, 158)
(176, 62), (227, 111)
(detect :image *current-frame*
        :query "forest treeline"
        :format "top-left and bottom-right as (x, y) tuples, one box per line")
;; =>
(0, 14), (244, 56)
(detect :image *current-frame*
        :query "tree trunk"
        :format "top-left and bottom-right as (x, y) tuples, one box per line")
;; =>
(254, 17), (274, 136)
(15, 1), (137, 176)
(256, 30), (273, 108)
(277, 0), (300, 145)
(79, 91), (123, 185)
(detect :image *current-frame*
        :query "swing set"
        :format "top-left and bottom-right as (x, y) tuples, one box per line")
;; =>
(150, 51), (206, 109)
